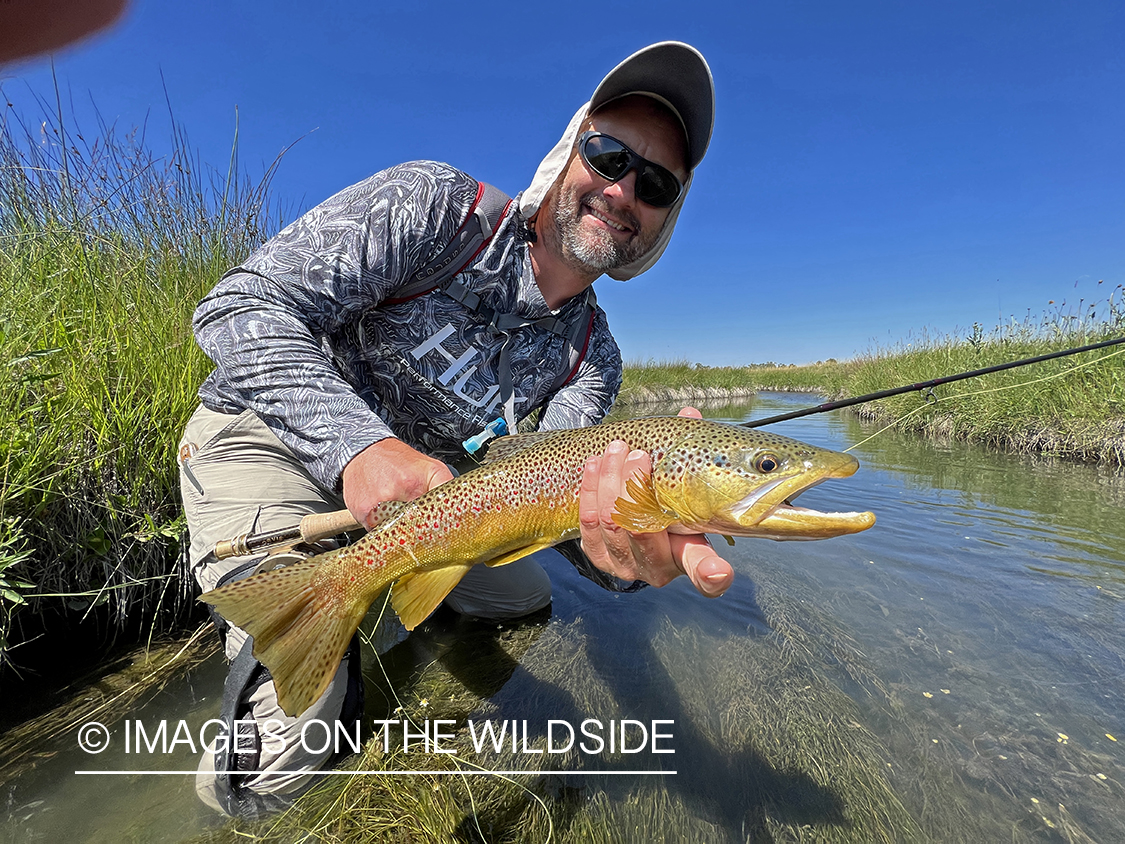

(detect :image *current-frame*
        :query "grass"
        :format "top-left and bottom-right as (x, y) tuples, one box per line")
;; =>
(0, 85), (283, 674)
(0, 622), (219, 784)
(187, 548), (1119, 843)
(617, 359), (761, 405)
(189, 579), (928, 844)
(729, 292), (1125, 465)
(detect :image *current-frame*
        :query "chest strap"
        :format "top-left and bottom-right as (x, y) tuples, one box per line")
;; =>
(380, 179), (598, 432)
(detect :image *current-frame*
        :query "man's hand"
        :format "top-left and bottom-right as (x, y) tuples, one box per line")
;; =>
(577, 407), (734, 597)
(342, 438), (453, 529)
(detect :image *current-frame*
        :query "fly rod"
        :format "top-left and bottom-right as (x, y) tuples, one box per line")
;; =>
(214, 509), (362, 559)
(214, 334), (1125, 558)
(740, 335), (1125, 429)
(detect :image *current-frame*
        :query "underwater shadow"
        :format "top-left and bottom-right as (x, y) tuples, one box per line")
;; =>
(451, 567), (849, 843)
(573, 581), (848, 842)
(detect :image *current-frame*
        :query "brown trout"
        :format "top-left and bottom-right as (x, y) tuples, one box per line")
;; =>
(201, 416), (875, 716)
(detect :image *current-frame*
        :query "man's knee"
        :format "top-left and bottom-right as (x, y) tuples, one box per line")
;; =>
(442, 551), (554, 620)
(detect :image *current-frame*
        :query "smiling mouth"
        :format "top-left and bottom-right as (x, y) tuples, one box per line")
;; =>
(582, 201), (633, 235)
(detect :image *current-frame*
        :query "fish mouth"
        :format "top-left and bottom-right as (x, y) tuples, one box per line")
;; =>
(725, 453), (875, 540)
(750, 497), (876, 540)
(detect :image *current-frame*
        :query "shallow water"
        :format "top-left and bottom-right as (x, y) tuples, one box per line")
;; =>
(4, 392), (1123, 842)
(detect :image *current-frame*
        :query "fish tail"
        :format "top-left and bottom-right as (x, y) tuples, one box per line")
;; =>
(200, 548), (378, 717)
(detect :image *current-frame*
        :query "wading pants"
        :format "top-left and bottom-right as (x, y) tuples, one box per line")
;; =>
(178, 404), (552, 816)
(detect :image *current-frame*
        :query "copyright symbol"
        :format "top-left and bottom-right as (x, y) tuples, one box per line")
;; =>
(78, 721), (111, 753)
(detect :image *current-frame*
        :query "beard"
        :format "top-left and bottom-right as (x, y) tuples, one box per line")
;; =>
(551, 184), (661, 275)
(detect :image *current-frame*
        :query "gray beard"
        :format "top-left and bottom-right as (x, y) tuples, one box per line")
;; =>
(552, 188), (656, 275)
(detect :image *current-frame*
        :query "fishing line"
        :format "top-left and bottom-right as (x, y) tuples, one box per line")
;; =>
(359, 589), (555, 844)
(25, 572), (177, 599)
(841, 345), (1125, 454)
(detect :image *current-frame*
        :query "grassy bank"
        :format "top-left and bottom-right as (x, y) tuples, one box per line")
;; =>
(0, 92), (280, 675)
(617, 359), (760, 404)
(742, 295), (1125, 465)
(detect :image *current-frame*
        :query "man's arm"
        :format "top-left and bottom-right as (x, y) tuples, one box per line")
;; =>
(194, 162), (477, 506)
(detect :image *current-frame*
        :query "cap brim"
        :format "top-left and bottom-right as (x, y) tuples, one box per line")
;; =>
(590, 41), (714, 171)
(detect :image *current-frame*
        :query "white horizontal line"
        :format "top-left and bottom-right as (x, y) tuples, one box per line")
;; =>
(76, 769), (675, 776)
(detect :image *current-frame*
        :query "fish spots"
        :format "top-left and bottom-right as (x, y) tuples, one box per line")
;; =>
(321, 416), (850, 603)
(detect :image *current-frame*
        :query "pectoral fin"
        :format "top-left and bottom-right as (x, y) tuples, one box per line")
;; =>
(612, 473), (677, 533)
(391, 564), (474, 630)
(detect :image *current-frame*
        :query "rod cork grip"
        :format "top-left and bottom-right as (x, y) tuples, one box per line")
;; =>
(299, 509), (363, 543)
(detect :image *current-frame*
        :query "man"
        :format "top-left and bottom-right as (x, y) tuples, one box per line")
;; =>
(180, 41), (730, 816)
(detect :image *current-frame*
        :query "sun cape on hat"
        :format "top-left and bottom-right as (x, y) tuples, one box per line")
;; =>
(520, 41), (715, 281)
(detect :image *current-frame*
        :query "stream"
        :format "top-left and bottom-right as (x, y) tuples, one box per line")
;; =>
(4, 392), (1123, 842)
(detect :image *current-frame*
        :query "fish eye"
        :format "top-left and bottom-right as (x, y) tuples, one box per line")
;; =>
(754, 453), (780, 473)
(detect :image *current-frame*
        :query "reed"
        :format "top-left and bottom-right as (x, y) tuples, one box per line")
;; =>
(0, 87), (282, 672)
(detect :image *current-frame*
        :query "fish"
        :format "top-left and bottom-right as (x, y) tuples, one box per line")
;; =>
(200, 416), (875, 716)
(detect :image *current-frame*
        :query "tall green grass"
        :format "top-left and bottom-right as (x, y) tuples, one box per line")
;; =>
(0, 89), (281, 670)
(745, 291), (1125, 464)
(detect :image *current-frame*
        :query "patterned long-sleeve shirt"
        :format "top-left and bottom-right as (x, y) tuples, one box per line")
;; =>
(194, 160), (623, 493)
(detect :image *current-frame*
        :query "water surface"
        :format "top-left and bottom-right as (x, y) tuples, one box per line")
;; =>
(5, 392), (1123, 842)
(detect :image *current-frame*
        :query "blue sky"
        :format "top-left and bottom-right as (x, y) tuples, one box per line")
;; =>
(3, 1), (1122, 366)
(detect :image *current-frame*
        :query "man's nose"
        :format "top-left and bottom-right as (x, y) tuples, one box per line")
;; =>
(602, 169), (637, 206)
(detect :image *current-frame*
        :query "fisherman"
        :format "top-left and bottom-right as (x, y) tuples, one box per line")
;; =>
(179, 41), (730, 816)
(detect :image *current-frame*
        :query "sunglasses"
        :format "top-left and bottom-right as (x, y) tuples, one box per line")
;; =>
(577, 131), (684, 208)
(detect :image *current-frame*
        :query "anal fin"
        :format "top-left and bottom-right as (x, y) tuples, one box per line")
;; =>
(482, 541), (554, 568)
(391, 541), (558, 631)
